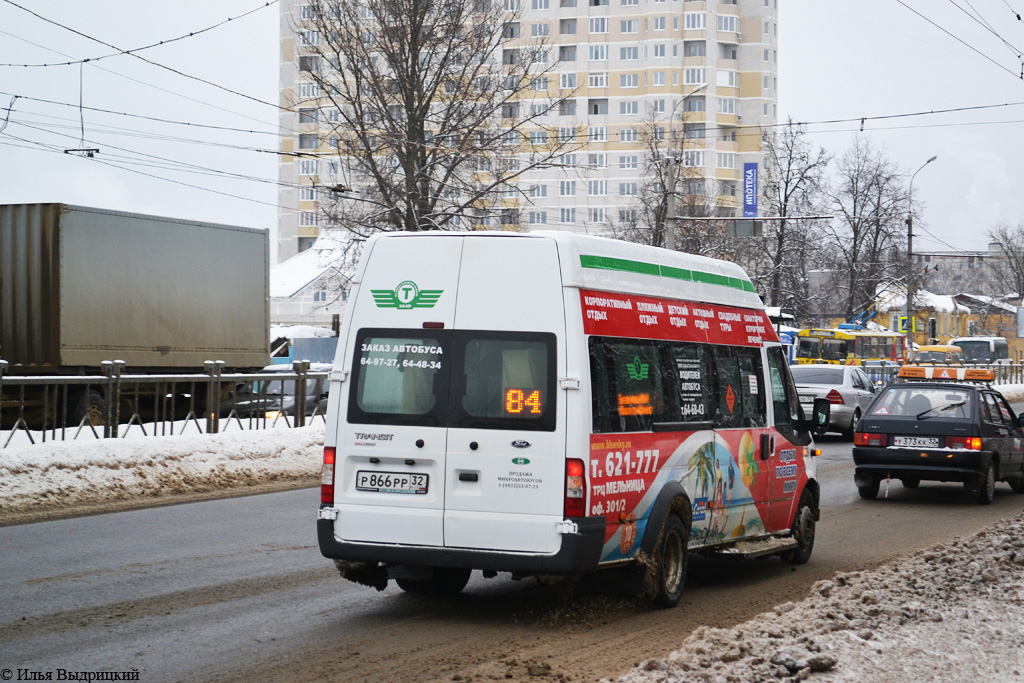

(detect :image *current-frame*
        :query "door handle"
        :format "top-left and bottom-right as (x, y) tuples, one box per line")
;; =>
(459, 472), (479, 482)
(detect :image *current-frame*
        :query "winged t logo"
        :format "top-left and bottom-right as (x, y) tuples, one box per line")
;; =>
(371, 280), (443, 309)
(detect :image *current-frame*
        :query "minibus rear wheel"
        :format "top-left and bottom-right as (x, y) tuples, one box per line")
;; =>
(647, 514), (688, 608)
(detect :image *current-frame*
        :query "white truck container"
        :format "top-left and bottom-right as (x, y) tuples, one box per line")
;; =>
(317, 232), (827, 605)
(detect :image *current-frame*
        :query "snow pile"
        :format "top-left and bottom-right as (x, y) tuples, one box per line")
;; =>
(0, 426), (323, 517)
(612, 513), (1024, 683)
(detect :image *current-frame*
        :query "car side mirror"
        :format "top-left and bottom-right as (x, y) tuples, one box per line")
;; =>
(1016, 415), (1024, 430)
(810, 397), (830, 436)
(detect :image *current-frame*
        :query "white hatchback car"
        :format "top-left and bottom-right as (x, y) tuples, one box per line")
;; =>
(790, 364), (878, 439)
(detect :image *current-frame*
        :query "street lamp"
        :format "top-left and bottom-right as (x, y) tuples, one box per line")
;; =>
(904, 155), (937, 359)
(663, 83), (708, 250)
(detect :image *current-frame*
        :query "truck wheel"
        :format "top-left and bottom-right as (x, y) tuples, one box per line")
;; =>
(646, 514), (688, 608)
(781, 491), (816, 565)
(73, 390), (107, 427)
(857, 480), (879, 500)
(972, 462), (995, 505)
(396, 568), (471, 595)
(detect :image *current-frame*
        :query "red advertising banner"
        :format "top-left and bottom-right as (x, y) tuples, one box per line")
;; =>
(580, 289), (780, 347)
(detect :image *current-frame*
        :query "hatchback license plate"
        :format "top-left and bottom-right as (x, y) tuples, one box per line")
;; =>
(355, 470), (428, 494)
(893, 436), (939, 448)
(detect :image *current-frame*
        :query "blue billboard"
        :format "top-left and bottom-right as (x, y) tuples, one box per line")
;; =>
(743, 163), (758, 218)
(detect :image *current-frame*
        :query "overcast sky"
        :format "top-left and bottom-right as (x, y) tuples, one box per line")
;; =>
(1, 0), (1022, 259)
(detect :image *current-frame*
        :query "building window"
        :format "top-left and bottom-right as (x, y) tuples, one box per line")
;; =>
(685, 97), (705, 112)
(621, 100), (639, 115)
(589, 17), (608, 33)
(589, 44), (608, 60)
(560, 19), (577, 34)
(559, 45), (577, 61)
(299, 159), (319, 176)
(530, 76), (549, 91)
(651, 99), (666, 113)
(684, 13), (706, 29)
(299, 4), (317, 20)
(503, 183), (518, 198)
(589, 207), (606, 223)
(621, 20), (639, 33)
(718, 70), (739, 87)
(532, 0), (549, 7)
(619, 182), (638, 196)
(653, 44), (666, 58)
(620, 46), (639, 60)
(653, 17), (666, 30)
(588, 180), (607, 196)
(529, 211), (548, 224)
(529, 130), (549, 145)
(559, 99), (577, 116)
(684, 68), (705, 85)
(560, 207), (576, 223)
(716, 97), (737, 114)
(686, 41), (706, 57)
(298, 134), (319, 149)
(559, 180), (577, 196)
(300, 186), (318, 201)
(619, 209), (638, 223)
(532, 23), (550, 37)
(298, 55), (320, 73)
(588, 126), (607, 141)
(717, 152), (737, 169)
(559, 73), (578, 89)
(529, 184), (548, 198)
(619, 155), (638, 169)
(620, 73), (639, 88)
(558, 125), (577, 142)
(313, 288), (327, 302)
(717, 15), (737, 32)
(682, 150), (705, 167)
(588, 72), (608, 88)
(588, 153), (607, 167)
(299, 30), (319, 46)
(300, 211), (319, 226)
(299, 108), (319, 125)
(299, 82), (319, 99)
(653, 71), (665, 86)
(620, 128), (638, 142)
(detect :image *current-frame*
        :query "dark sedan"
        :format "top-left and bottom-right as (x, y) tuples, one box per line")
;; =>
(853, 367), (1024, 504)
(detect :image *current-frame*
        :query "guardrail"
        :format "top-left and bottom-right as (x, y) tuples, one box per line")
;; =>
(0, 359), (329, 449)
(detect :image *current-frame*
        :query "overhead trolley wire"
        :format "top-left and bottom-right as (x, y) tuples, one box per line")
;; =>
(0, 1), (279, 68)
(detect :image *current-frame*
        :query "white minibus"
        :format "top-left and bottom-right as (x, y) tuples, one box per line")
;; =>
(318, 232), (828, 606)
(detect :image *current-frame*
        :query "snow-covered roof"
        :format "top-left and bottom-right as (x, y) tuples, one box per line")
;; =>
(269, 324), (335, 341)
(877, 288), (970, 314)
(764, 307), (795, 321)
(270, 233), (351, 298)
(954, 293), (1018, 314)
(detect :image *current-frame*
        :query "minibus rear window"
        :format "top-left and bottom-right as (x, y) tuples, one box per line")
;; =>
(451, 332), (556, 431)
(349, 330), (450, 426)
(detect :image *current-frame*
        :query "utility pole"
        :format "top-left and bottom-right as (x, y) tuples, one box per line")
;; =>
(905, 155), (937, 359)
(665, 156), (677, 251)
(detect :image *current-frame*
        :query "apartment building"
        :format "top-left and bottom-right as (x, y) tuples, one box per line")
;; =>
(277, 0), (778, 260)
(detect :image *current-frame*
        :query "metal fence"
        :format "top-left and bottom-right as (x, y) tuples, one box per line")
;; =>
(0, 359), (329, 449)
(859, 362), (1024, 388)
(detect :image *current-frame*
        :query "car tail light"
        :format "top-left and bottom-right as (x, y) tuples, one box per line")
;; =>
(565, 458), (586, 518)
(947, 436), (982, 450)
(826, 389), (845, 405)
(854, 432), (888, 447)
(321, 446), (336, 504)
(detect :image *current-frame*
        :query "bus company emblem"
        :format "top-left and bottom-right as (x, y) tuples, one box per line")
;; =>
(511, 441), (531, 449)
(371, 280), (443, 309)
(626, 356), (649, 381)
(511, 456), (531, 465)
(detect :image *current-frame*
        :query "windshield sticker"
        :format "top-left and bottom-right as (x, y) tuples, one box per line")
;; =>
(874, 407), (889, 415)
(626, 356), (650, 381)
(371, 280), (443, 309)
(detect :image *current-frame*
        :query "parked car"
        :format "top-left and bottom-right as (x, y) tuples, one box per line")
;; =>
(221, 364), (331, 420)
(908, 344), (964, 365)
(853, 366), (1024, 504)
(790, 364), (878, 439)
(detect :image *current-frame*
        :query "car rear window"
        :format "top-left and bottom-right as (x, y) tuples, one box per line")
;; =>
(790, 367), (844, 385)
(870, 387), (974, 419)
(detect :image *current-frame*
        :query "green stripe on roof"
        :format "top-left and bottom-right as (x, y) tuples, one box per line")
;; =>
(580, 254), (754, 294)
(579, 255), (660, 276)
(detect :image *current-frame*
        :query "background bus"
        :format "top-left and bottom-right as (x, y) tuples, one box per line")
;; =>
(795, 327), (905, 365)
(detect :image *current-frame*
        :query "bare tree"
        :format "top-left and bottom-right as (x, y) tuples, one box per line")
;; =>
(821, 137), (908, 320)
(986, 220), (1024, 296)
(756, 120), (830, 309)
(294, 0), (576, 237)
(612, 108), (732, 258)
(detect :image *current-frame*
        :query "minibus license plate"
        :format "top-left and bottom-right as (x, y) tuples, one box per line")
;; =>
(355, 471), (428, 494)
(893, 436), (939, 448)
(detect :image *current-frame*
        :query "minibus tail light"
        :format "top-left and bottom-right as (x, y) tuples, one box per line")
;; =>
(854, 432), (887, 447)
(565, 458), (586, 518)
(321, 446), (336, 504)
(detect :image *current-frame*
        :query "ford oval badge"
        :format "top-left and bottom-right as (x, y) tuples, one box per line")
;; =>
(511, 440), (531, 449)
(512, 457), (531, 465)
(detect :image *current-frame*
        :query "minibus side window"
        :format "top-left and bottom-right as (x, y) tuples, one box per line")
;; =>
(589, 341), (614, 433)
(670, 343), (713, 423)
(767, 346), (801, 427)
(712, 347), (766, 429)
(589, 337), (670, 433)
